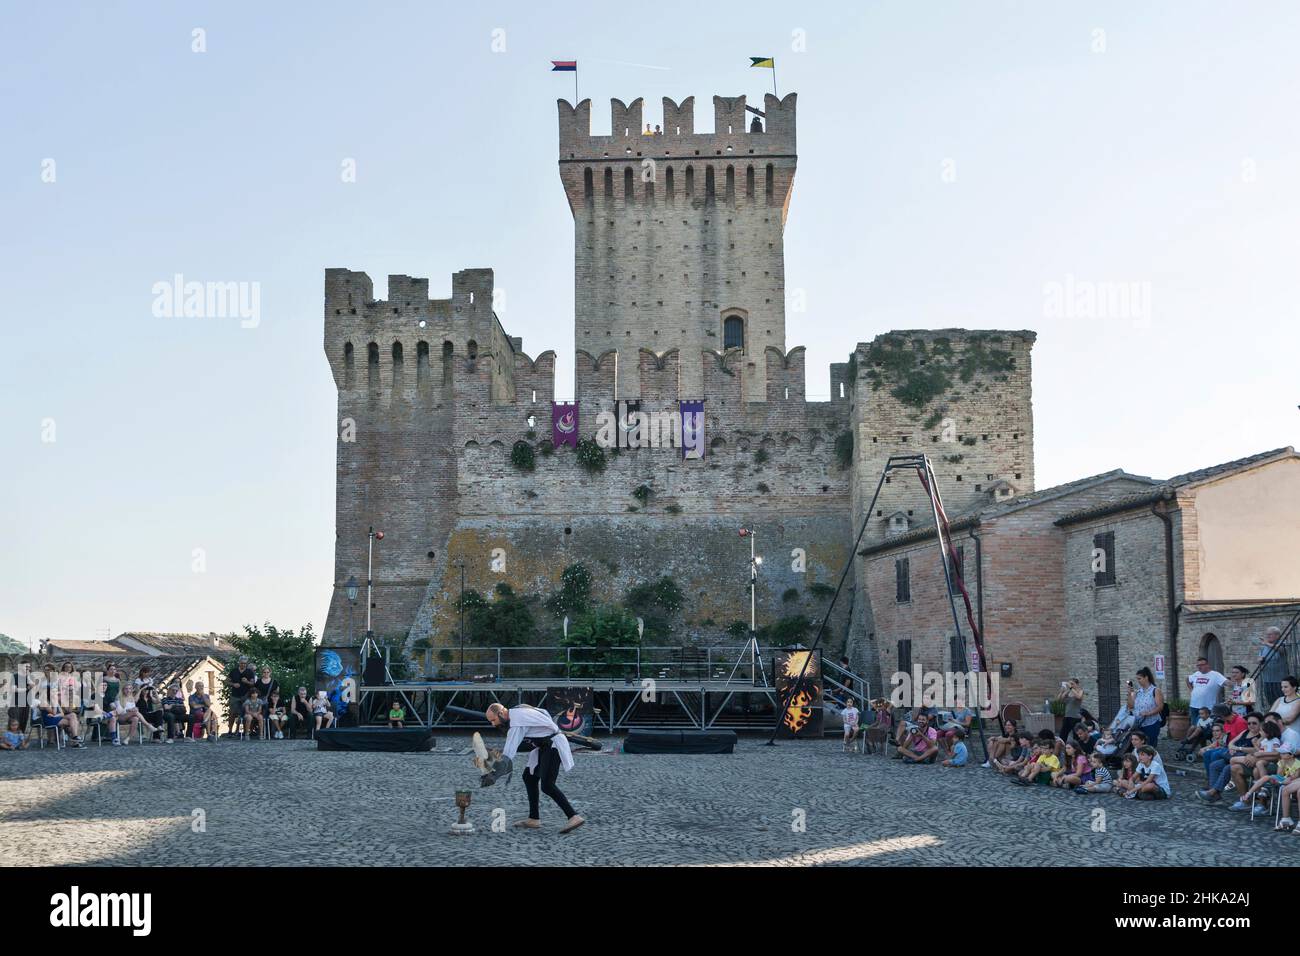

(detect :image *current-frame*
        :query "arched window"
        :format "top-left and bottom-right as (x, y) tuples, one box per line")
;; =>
(723, 315), (744, 350)
(705, 166), (715, 201)
(604, 167), (613, 199)
(467, 339), (478, 362)
(367, 342), (379, 389)
(343, 341), (355, 387)
(416, 340), (429, 385)
(583, 167), (593, 201)
(441, 341), (454, 385)
(685, 165), (694, 198)
(745, 165), (755, 199)
(1200, 633), (1224, 675)
(765, 163), (774, 203)
(665, 166), (675, 201)
(391, 341), (404, 388)
(725, 165), (735, 202)
(623, 166), (634, 200)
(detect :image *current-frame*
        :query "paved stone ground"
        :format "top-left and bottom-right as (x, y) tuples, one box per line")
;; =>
(1, 735), (1295, 866)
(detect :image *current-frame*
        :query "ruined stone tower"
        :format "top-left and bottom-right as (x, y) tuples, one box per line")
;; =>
(557, 94), (797, 401)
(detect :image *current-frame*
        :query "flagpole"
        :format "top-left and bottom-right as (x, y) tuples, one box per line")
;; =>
(575, 64), (579, 104)
(772, 59), (778, 99)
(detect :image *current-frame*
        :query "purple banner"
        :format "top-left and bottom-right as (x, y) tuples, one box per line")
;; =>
(552, 401), (578, 448)
(680, 399), (705, 459)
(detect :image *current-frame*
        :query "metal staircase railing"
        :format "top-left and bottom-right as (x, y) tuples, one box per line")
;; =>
(1249, 607), (1300, 706)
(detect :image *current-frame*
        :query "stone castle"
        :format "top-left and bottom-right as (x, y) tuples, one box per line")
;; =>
(321, 93), (1036, 688)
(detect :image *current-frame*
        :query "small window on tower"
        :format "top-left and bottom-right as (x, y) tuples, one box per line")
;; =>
(723, 316), (744, 350)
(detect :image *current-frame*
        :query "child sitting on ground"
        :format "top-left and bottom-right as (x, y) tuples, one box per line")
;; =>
(1176, 707), (1215, 760)
(1129, 745), (1172, 800)
(388, 700), (406, 729)
(1052, 740), (1090, 790)
(1196, 722), (1226, 760)
(1075, 752), (1114, 794)
(1, 719), (27, 750)
(941, 728), (969, 768)
(995, 731), (1035, 775)
(841, 700), (860, 752)
(1112, 754), (1140, 796)
(1016, 742), (1061, 786)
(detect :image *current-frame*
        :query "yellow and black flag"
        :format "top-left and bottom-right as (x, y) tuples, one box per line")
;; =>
(749, 56), (777, 96)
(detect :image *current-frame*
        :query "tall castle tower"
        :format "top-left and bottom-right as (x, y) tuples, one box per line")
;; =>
(558, 94), (797, 400)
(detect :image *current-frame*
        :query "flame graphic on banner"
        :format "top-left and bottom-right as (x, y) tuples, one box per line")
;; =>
(556, 411), (575, 433)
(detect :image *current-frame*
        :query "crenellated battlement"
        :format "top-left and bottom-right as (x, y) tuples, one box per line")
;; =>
(321, 91), (1037, 678)
(558, 93), (796, 159)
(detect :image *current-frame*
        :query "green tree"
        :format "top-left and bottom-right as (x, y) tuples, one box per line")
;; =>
(561, 605), (641, 678)
(223, 622), (316, 711)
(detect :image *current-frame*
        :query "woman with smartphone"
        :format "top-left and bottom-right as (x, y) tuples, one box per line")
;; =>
(1127, 667), (1165, 747)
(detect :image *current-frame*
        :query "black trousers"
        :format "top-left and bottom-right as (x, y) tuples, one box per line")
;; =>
(523, 745), (577, 820)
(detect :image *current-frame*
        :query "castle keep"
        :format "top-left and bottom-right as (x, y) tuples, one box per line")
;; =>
(322, 93), (1036, 688)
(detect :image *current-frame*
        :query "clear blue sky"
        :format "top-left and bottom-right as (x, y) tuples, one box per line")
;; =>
(2, 1), (1296, 646)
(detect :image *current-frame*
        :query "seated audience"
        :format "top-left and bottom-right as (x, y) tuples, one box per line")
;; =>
(35, 700), (83, 748)
(1016, 741), (1060, 786)
(941, 728), (969, 768)
(187, 682), (218, 741)
(312, 691), (336, 731)
(1075, 752), (1114, 794)
(111, 691), (153, 745)
(894, 713), (940, 764)
(136, 682), (164, 741)
(1112, 754), (1140, 797)
(994, 731), (1035, 776)
(1240, 745), (1298, 821)
(266, 689), (287, 739)
(388, 699), (407, 730)
(1274, 750), (1300, 831)
(1176, 707), (1215, 760)
(1072, 722), (1099, 755)
(161, 684), (188, 742)
(1052, 740), (1090, 790)
(2, 718), (29, 750)
(1129, 745), (1171, 800)
(982, 718), (1019, 768)
(1226, 719), (1282, 809)
(1198, 712), (1263, 802)
(289, 687), (314, 738)
(243, 688), (265, 739)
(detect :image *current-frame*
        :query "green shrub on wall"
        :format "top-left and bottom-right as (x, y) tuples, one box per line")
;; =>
(575, 438), (606, 473)
(510, 441), (536, 472)
(546, 563), (593, 615)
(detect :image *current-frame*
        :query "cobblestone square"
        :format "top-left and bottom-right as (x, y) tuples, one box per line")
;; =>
(1, 735), (1294, 866)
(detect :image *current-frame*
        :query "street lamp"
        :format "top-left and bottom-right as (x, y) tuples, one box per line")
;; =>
(455, 560), (466, 679)
(345, 575), (359, 646)
(739, 528), (764, 684)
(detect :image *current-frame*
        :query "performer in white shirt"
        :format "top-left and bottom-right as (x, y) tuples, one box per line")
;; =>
(486, 703), (585, 833)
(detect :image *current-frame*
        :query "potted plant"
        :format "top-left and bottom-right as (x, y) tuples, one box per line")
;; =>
(1166, 698), (1191, 741)
(1049, 697), (1067, 733)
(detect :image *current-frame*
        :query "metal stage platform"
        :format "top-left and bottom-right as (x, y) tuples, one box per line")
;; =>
(354, 645), (869, 733)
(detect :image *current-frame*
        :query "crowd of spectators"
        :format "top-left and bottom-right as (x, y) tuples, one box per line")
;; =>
(5, 655), (338, 749)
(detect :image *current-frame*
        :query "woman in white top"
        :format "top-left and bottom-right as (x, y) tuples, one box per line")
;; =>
(1268, 676), (1300, 733)
(111, 691), (156, 745)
